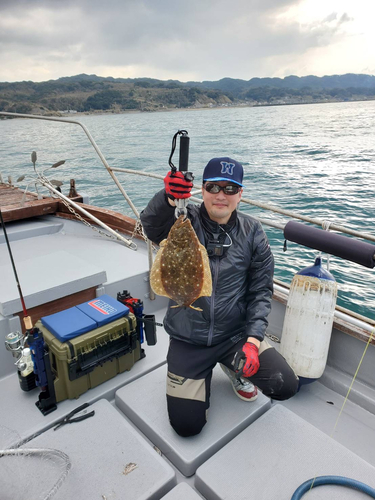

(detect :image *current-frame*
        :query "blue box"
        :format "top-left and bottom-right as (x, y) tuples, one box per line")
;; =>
(41, 307), (97, 343)
(41, 295), (129, 342)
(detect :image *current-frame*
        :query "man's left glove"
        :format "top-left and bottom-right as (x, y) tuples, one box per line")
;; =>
(233, 342), (260, 378)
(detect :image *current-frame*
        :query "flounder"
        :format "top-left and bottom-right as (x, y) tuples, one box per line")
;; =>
(150, 215), (212, 310)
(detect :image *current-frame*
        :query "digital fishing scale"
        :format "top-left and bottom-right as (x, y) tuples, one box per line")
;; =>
(168, 129), (193, 218)
(168, 129), (233, 257)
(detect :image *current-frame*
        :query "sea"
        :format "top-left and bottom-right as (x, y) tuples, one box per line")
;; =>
(0, 100), (374, 318)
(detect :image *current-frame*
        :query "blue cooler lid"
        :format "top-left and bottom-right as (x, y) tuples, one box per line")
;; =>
(41, 307), (97, 343)
(76, 294), (129, 327)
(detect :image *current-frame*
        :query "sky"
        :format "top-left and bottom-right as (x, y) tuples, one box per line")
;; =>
(0, 0), (374, 83)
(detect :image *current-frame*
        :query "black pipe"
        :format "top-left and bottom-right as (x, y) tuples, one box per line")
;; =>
(284, 221), (375, 269)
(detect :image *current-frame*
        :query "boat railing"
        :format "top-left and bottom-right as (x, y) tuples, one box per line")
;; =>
(0, 111), (144, 252)
(1, 111), (374, 340)
(111, 167), (375, 243)
(1, 111), (373, 243)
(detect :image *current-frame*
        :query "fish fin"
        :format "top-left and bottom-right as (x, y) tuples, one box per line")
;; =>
(150, 246), (169, 296)
(189, 304), (203, 311)
(198, 242), (213, 298)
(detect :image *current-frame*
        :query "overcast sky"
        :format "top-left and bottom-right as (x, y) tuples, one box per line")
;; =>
(1, 0), (374, 83)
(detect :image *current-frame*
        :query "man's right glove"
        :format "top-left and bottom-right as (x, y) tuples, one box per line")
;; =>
(233, 342), (260, 379)
(164, 171), (193, 200)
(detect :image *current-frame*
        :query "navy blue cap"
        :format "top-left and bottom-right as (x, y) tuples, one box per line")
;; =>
(203, 157), (244, 187)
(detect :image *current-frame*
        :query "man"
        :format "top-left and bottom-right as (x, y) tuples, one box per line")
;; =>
(140, 157), (298, 437)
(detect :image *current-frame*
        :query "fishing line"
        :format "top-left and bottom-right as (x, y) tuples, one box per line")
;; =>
(307, 325), (375, 493)
(330, 327), (374, 437)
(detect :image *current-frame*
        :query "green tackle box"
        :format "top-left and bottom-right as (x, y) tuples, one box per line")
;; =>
(35, 313), (141, 403)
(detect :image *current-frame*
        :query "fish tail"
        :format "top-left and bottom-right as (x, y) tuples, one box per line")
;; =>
(189, 305), (203, 311)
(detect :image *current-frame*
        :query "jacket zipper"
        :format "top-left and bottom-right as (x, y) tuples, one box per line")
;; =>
(207, 256), (220, 346)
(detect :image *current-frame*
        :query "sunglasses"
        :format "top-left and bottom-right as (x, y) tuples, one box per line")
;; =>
(204, 183), (241, 195)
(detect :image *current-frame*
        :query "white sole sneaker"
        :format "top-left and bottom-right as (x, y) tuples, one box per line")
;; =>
(220, 363), (258, 402)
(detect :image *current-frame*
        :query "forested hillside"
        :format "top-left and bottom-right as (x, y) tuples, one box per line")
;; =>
(1, 73), (374, 115)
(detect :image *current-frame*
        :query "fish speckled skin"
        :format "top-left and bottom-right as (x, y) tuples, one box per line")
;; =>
(150, 215), (212, 309)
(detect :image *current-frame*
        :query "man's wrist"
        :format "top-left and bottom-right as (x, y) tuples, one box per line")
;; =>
(164, 191), (176, 207)
(246, 337), (260, 349)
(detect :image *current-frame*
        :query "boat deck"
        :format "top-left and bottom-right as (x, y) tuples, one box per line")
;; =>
(1, 215), (375, 500)
(0, 184), (62, 223)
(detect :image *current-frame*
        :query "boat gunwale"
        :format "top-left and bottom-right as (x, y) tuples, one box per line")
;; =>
(273, 286), (375, 346)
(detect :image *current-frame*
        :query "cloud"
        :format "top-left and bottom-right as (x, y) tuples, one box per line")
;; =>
(0, 0), (369, 83)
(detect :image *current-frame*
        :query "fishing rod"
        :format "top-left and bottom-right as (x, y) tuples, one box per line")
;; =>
(1, 208), (55, 407)
(1, 209), (39, 393)
(0, 209), (32, 330)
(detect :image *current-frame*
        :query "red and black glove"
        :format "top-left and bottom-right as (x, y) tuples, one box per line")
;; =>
(234, 342), (260, 378)
(164, 171), (193, 200)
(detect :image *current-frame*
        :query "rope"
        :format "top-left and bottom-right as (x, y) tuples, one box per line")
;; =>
(321, 220), (333, 270)
(322, 221), (333, 231)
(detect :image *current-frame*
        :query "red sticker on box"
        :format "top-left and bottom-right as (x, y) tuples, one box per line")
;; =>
(88, 299), (116, 315)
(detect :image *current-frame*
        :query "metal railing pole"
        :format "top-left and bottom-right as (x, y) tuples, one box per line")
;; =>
(38, 179), (136, 248)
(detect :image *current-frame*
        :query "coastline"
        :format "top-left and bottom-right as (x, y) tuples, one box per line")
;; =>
(1, 96), (374, 120)
(58, 96), (375, 118)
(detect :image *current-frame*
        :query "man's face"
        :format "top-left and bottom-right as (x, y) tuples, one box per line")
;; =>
(202, 181), (243, 224)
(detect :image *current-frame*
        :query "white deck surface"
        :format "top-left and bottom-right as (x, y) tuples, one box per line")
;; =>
(195, 405), (375, 500)
(116, 364), (271, 476)
(0, 216), (150, 286)
(0, 250), (107, 315)
(20, 399), (177, 500)
(1, 214), (375, 500)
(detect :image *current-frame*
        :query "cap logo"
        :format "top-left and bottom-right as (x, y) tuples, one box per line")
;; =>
(220, 161), (235, 176)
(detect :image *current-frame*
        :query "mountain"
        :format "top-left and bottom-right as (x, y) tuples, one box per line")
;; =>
(1, 73), (374, 115)
(192, 74), (375, 96)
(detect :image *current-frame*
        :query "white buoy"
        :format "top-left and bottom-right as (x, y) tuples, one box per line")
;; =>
(280, 256), (337, 380)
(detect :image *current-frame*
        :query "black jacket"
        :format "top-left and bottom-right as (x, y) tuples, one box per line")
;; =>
(140, 190), (274, 346)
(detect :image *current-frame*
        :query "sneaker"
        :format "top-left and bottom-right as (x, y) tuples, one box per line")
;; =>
(220, 364), (258, 402)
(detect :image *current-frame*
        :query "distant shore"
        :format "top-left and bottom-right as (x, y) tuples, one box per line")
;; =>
(1, 96), (374, 120)
(57, 96), (375, 118)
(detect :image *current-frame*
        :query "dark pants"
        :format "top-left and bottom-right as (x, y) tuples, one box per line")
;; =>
(166, 336), (298, 437)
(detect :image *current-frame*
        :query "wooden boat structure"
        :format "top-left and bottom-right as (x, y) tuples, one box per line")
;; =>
(1, 112), (375, 500)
